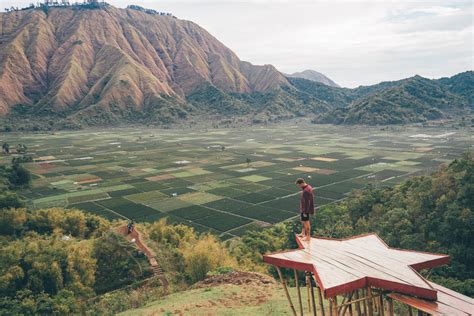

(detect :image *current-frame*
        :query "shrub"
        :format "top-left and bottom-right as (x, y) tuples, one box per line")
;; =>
(180, 234), (236, 283)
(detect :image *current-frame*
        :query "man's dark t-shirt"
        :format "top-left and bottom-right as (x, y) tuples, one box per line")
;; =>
(300, 184), (315, 214)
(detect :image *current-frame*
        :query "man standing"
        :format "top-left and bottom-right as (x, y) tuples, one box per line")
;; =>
(296, 178), (314, 241)
(127, 220), (135, 234)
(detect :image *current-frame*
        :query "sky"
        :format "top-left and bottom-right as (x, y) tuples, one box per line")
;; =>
(1, 0), (473, 87)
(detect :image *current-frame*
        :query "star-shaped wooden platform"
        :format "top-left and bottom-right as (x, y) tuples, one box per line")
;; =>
(263, 233), (450, 300)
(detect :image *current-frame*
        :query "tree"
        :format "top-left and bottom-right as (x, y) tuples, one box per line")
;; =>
(8, 164), (31, 188)
(0, 238), (96, 298)
(0, 208), (27, 235)
(92, 232), (145, 293)
(180, 234), (236, 283)
(28, 208), (109, 238)
(246, 158), (251, 167)
(148, 218), (196, 248)
(0, 192), (25, 210)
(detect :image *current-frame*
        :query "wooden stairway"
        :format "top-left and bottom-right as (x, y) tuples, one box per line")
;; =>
(116, 225), (169, 291)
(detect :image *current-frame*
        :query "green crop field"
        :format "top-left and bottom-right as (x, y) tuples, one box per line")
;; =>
(1, 123), (471, 239)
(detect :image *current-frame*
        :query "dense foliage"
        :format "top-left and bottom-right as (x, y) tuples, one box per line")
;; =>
(0, 208), (143, 315)
(92, 232), (151, 294)
(232, 153), (474, 295)
(187, 84), (330, 123)
(0, 162), (31, 189)
(314, 75), (471, 125)
(438, 71), (474, 105)
(147, 219), (237, 284)
(346, 154), (473, 294)
(0, 154), (472, 314)
(288, 77), (356, 108)
(0, 206), (237, 314)
(291, 72), (472, 125)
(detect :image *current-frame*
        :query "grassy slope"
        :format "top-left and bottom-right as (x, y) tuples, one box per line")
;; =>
(120, 283), (326, 315)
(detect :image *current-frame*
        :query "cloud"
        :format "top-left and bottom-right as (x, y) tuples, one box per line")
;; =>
(144, 0), (473, 87)
(388, 6), (462, 20)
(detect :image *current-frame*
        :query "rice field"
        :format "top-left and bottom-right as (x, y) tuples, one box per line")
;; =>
(1, 122), (471, 239)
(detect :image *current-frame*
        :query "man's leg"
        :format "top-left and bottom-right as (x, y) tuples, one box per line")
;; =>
(297, 213), (306, 237)
(304, 220), (311, 241)
(298, 221), (305, 237)
(299, 213), (310, 239)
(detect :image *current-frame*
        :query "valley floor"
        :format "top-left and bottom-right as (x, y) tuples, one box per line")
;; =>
(1, 123), (471, 239)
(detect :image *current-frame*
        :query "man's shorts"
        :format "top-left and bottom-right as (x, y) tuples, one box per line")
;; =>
(300, 212), (310, 222)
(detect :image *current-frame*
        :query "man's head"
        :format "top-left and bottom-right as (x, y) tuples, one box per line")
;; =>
(295, 178), (306, 188)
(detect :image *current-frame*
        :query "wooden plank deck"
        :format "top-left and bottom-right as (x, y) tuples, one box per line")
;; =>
(388, 281), (474, 315)
(263, 233), (450, 300)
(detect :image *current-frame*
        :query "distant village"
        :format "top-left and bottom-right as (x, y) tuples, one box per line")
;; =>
(3, 1), (175, 18)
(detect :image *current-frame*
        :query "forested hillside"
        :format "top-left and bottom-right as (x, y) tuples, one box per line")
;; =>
(0, 154), (472, 314)
(308, 73), (473, 125)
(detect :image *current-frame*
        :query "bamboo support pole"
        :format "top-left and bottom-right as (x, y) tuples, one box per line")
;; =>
(354, 290), (362, 316)
(408, 306), (413, 316)
(333, 296), (338, 316)
(322, 290), (385, 316)
(317, 285), (325, 316)
(373, 292), (378, 313)
(367, 287), (374, 316)
(294, 270), (304, 316)
(309, 274), (318, 316)
(339, 292), (354, 315)
(306, 273), (312, 314)
(379, 294), (384, 316)
(362, 289), (368, 316)
(426, 268), (433, 279)
(336, 294), (381, 309)
(386, 297), (394, 316)
(339, 294), (348, 308)
(276, 266), (297, 316)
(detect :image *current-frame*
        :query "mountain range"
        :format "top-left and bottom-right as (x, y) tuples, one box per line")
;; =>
(285, 69), (340, 87)
(0, 5), (472, 129)
(294, 72), (473, 125)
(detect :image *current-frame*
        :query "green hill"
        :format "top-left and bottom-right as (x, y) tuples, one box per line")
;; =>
(313, 73), (472, 125)
(438, 71), (474, 105)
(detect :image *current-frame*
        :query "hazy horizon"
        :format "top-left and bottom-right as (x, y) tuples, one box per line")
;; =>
(1, 0), (472, 87)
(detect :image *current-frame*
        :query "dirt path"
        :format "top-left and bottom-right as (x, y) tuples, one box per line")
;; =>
(116, 225), (169, 291)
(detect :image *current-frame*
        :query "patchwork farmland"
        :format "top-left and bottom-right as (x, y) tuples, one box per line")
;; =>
(1, 124), (471, 239)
